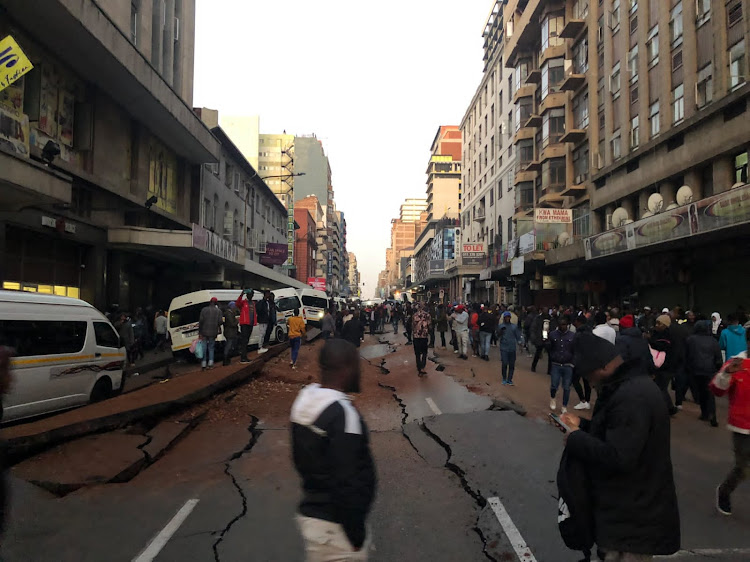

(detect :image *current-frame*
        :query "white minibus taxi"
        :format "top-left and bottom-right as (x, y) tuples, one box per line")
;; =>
(168, 288), (295, 359)
(296, 288), (329, 327)
(0, 290), (125, 422)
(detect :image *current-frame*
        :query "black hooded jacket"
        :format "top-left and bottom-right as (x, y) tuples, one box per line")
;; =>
(615, 327), (655, 374)
(566, 361), (680, 555)
(685, 321), (723, 378)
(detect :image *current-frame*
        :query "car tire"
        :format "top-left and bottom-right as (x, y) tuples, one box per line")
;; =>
(275, 325), (287, 343)
(90, 377), (113, 403)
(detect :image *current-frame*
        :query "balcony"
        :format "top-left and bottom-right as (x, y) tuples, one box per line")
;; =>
(525, 68), (542, 84)
(560, 19), (587, 39)
(523, 159), (542, 172)
(513, 84), (537, 104)
(538, 187), (565, 205)
(474, 209), (487, 222)
(559, 68), (586, 92)
(539, 92), (567, 114)
(560, 183), (588, 197)
(560, 129), (587, 143)
(524, 114), (542, 128)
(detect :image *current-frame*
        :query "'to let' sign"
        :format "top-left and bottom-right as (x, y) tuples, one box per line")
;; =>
(0, 35), (33, 93)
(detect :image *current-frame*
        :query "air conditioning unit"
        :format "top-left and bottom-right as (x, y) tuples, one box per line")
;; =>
(591, 151), (604, 170)
(174, 16), (180, 41)
(575, 175), (584, 185)
(630, 128), (639, 148)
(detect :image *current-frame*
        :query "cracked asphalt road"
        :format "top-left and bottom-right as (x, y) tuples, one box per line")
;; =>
(4, 334), (750, 561)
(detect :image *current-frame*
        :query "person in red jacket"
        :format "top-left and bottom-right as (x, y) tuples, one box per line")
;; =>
(236, 289), (257, 363)
(711, 355), (750, 515)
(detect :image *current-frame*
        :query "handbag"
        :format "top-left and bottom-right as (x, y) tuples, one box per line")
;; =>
(649, 345), (665, 369)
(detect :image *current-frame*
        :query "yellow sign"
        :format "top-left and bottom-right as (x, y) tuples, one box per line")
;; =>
(0, 35), (34, 93)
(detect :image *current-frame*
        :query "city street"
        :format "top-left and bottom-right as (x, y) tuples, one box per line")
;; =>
(4, 333), (750, 561)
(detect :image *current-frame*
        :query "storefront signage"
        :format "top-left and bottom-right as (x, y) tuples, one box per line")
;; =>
(519, 232), (536, 255)
(461, 243), (485, 267)
(542, 275), (559, 290)
(0, 35), (33, 93)
(41, 216), (76, 234)
(192, 223), (240, 264)
(259, 242), (288, 266)
(429, 259), (445, 275)
(534, 208), (572, 223)
(585, 183), (750, 260)
(511, 257), (525, 276)
(307, 277), (326, 291)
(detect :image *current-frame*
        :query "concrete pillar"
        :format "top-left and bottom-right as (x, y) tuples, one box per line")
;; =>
(713, 157), (735, 194)
(163, 0), (175, 86)
(620, 199), (635, 221)
(638, 190), (650, 219)
(81, 244), (106, 312)
(659, 182), (675, 207)
(684, 169), (703, 200)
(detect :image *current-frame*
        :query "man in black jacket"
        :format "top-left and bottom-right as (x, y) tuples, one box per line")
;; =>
(562, 332), (680, 561)
(291, 339), (376, 560)
(261, 290), (277, 348)
(686, 320), (723, 426)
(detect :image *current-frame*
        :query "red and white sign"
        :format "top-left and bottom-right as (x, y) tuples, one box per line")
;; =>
(307, 277), (326, 291)
(534, 208), (573, 224)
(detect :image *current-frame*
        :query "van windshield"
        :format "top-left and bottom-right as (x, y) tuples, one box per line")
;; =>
(277, 296), (300, 312)
(302, 296), (328, 309)
(170, 301), (232, 328)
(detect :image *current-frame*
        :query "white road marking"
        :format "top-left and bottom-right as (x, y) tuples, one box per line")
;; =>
(132, 498), (199, 562)
(425, 397), (442, 415)
(657, 548), (750, 558)
(487, 497), (538, 562)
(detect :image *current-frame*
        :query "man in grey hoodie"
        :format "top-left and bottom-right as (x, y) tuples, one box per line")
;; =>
(199, 297), (223, 370)
(451, 305), (470, 360)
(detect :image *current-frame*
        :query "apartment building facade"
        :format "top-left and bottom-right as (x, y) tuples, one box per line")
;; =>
(348, 252), (361, 297)
(497, 0), (750, 311)
(293, 208), (317, 284)
(426, 126), (463, 221)
(400, 198), (428, 222)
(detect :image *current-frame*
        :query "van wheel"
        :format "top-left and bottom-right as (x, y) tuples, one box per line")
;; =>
(90, 377), (113, 403)
(275, 326), (287, 343)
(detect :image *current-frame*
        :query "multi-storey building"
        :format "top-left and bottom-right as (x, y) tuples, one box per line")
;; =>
(400, 198), (428, 222)
(426, 126), (463, 221)
(497, 0), (750, 311)
(296, 195), (329, 284)
(293, 208), (317, 284)
(456, 0), (518, 303)
(348, 252), (361, 297)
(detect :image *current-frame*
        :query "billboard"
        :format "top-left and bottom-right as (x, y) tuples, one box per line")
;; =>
(534, 208), (573, 223)
(429, 259), (445, 275)
(307, 277), (326, 291)
(259, 242), (288, 266)
(461, 243), (485, 267)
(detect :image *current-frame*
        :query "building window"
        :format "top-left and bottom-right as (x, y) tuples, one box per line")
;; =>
(541, 12), (565, 51)
(573, 204), (591, 237)
(670, 2), (683, 47)
(628, 45), (639, 83)
(696, 64), (713, 108)
(203, 198), (211, 227)
(573, 91), (589, 129)
(649, 101), (660, 137)
(610, 62), (621, 98)
(730, 40), (746, 91)
(573, 143), (589, 184)
(728, 0), (743, 27)
(212, 195), (219, 231)
(629, 12), (637, 35)
(573, 37), (589, 74)
(542, 108), (565, 147)
(130, 1), (139, 45)
(541, 58), (565, 99)
(672, 84), (684, 124)
(736, 152), (749, 184)
(543, 158), (566, 192)
(515, 59), (530, 91)
(647, 26), (659, 66)
(630, 115), (639, 149)
(611, 0), (621, 32)
(611, 129), (622, 160)
(508, 217), (514, 241)
(518, 139), (534, 166)
(597, 77), (605, 109)
(696, 0), (710, 26)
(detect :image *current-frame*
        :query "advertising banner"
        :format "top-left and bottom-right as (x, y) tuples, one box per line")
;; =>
(259, 242), (288, 266)
(585, 183), (750, 260)
(0, 35), (33, 93)
(534, 208), (573, 223)
(519, 232), (536, 255)
(511, 257), (525, 276)
(307, 277), (326, 291)
(543, 275), (560, 290)
(461, 243), (486, 267)
(0, 103), (29, 156)
(192, 224), (241, 264)
(429, 259), (445, 276)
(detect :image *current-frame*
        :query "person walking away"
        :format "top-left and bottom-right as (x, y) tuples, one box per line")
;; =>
(236, 289), (257, 363)
(436, 304), (449, 348)
(403, 305), (413, 344)
(549, 316), (576, 413)
(342, 309), (364, 348)
(523, 306), (536, 357)
(531, 310), (551, 373)
(321, 308), (336, 340)
(412, 304), (431, 377)
(255, 291), (271, 354)
(571, 313), (594, 410)
(711, 312), (726, 341)
(116, 313), (136, 367)
(614, 314), (654, 373)
(428, 303), (437, 349)
(261, 290), (277, 348)
(478, 307), (496, 361)
(451, 305), (470, 360)
(199, 297), (223, 370)
(469, 304), (481, 358)
(287, 308), (307, 370)
(668, 308), (690, 409)
(561, 332), (680, 561)
(391, 305), (400, 334)
(720, 314), (748, 360)
(686, 320), (722, 427)
(711, 356), (750, 516)
(684, 310), (698, 335)
(222, 302), (239, 366)
(154, 311), (169, 352)
(592, 311), (616, 345)
(291, 339), (376, 560)
(498, 311), (521, 385)
(649, 315), (679, 416)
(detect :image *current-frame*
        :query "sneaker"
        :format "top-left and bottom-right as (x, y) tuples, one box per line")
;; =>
(550, 399), (557, 410)
(258, 348), (268, 354)
(506, 381), (514, 386)
(710, 418), (719, 427)
(501, 380), (507, 385)
(290, 361), (294, 367)
(574, 401), (590, 410)
(454, 350), (459, 354)
(240, 358), (250, 364)
(292, 364), (297, 370)
(716, 486), (732, 516)
(561, 406), (568, 414)
(676, 404), (683, 410)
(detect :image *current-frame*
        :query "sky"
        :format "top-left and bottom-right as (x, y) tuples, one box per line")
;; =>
(193, 0), (493, 299)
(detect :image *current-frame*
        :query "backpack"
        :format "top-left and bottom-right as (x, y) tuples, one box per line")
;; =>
(557, 448), (594, 556)
(649, 345), (666, 368)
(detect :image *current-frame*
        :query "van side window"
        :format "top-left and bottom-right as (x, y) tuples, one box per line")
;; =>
(276, 296), (301, 312)
(94, 322), (120, 348)
(0, 320), (87, 357)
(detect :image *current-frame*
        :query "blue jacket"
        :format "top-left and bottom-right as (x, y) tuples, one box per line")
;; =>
(497, 321), (521, 352)
(549, 329), (576, 365)
(719, 324), (748, 358)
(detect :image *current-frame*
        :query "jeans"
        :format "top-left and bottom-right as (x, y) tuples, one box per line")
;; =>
(439, 330), (447, 347)
(223, 336), (236, 365)
(501, 349), (517, 382)
(263, 322), (274, 346)
(429, 326), (435, 347)
(695, 375), (716, 420)
(392, 319), (399, 333)
(532, 344), (551, 374)
(550, 363), (574, 406)
(240, 324), (252, 360)
(290, 337), (302, 364)
(256, 324), (267, 348)
(413, 337), (428, 372)
(572, 369), (592, 402)
(201, 337), (216, 368)
(479, 331), (492, 357)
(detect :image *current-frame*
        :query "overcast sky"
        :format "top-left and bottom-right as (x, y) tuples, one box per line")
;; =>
(193, 0), (492, 298)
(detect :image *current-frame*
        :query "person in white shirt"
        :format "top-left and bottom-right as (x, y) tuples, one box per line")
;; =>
(593, 311), (617, 345)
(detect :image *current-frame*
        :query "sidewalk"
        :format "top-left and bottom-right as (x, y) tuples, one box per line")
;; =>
(0, 333), (317, 463)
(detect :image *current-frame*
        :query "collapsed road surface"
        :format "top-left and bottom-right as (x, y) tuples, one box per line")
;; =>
(4, 333), (750, 561)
